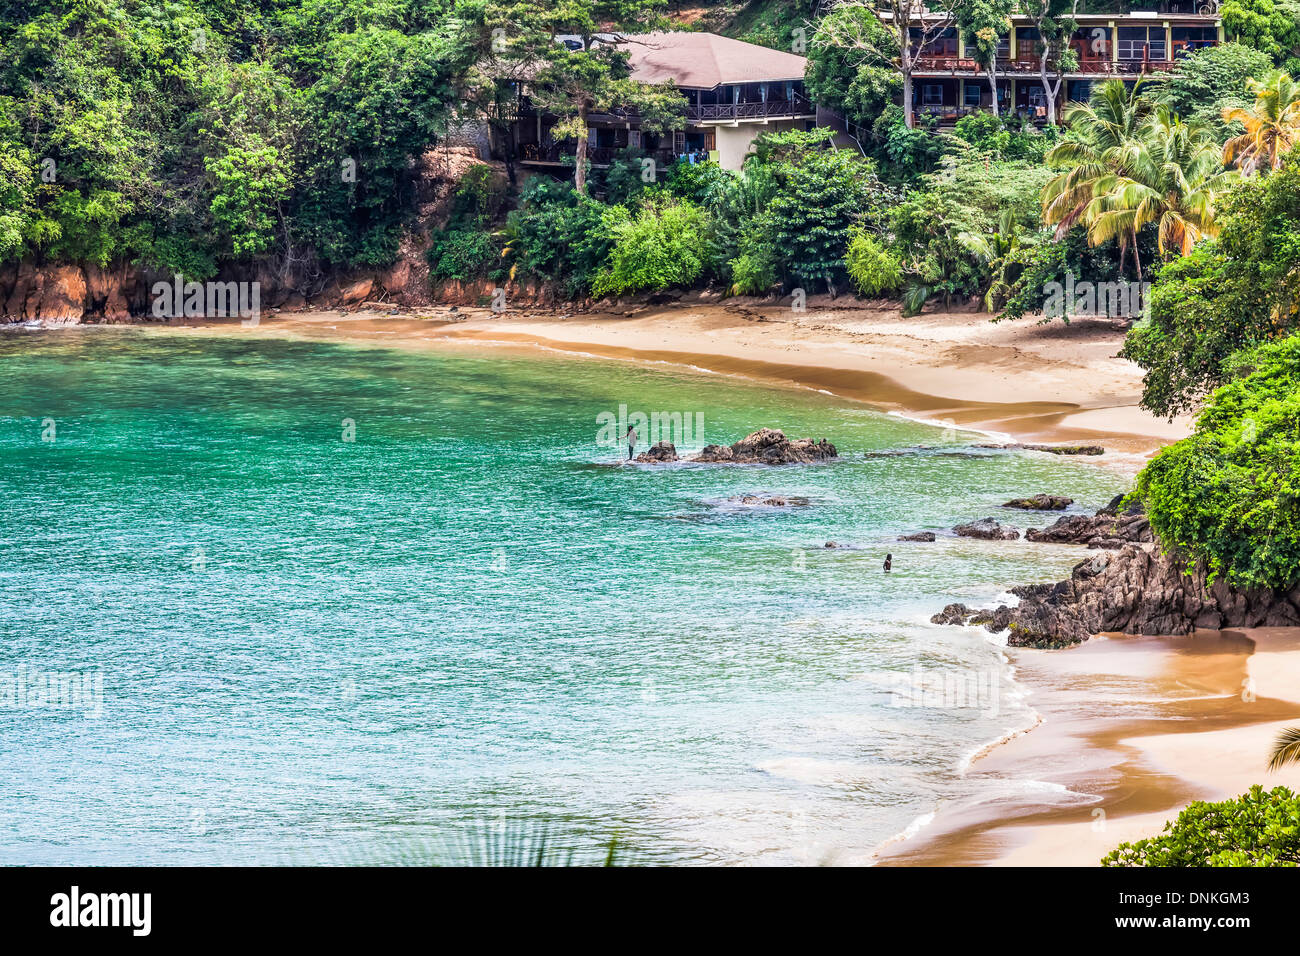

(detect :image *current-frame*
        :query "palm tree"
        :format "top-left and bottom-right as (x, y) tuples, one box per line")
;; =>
(1042, 79), (1154, 274)
(1087, 107), (1234, 265)
(1042, 81), (1231, 276)
(1223, 71), (1300, 175)
(1269, 727), (1300, 772)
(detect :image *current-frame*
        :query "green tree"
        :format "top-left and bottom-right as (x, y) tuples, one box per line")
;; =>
(487, 0), (683, 196)
(1134, 334), (1300, 590)
(1156, 42), (1274, 136)
(590, 198), (708, 296)
(1120, 150), (1300, 416)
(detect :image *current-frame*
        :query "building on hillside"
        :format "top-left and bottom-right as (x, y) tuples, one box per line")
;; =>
(900, 4), (1224, 123)
(500, 32), (816, 174)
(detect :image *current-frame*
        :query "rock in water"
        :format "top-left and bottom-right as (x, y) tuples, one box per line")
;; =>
(953, 518), (1021, 540)
(687, 429), (837, 465)
(1002, 494), (1073, 510)
(932, 545), (1300, 648)
(899, 531), (937, 542)
(1025, 502), (1153, 548)
(635, 441), (678, 463)
(930, 603), (973, 626)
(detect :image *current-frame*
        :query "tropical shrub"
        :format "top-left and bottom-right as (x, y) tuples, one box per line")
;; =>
(845, 229), (903, 297)
(1134, 334), (1300, 590)
(1103, 785), (1300, 866)
(590, 199), (708, 297)
(503, 179), (623, 296)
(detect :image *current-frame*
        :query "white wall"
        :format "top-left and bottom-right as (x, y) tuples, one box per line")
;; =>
(712, 120), (807, 171)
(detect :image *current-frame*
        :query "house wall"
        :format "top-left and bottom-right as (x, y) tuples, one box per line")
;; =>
(712, 120), (807, 170)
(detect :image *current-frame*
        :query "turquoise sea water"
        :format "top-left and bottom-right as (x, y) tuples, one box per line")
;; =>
(0, 328), (1126, 865)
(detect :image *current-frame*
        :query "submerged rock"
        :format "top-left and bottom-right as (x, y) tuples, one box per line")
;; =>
(898, 531), (937, 541)
(977, 442), (1105, 456)
(1002, 494), (1073, 510)
(689, 429), (837, 465)
(953, 518), (1021, 540)
(725, 494), (809, 507)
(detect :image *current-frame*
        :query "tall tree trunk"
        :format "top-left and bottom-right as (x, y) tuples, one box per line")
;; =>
(987, 56), (999, 117)
(574, 101), (589, 195)
(1040, 51), (1059, 125)
(903, 70), (914, 128)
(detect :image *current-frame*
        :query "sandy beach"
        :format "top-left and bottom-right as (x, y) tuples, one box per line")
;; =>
(124, 301), (1300, 866)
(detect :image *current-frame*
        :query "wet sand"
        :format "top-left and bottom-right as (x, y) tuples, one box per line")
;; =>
(875, 628), (1300, 866)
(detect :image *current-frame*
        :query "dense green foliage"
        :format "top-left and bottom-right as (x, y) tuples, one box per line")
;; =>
(1134, 335), (1300, 590)
(590, 198), (707, 296)
(1103, 785), (1300, 866)
(1156, 43), (1275, 136)
(1121, 150), (1300, 417)
(0, 0), (481, 277)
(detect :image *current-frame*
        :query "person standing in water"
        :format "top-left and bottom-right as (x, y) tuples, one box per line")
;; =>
(883, 553), (892, 572)
(626, 424), (637, 461)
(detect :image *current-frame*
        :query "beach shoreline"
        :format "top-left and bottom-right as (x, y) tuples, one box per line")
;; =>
(23, 303), (1296, 868)
(64, 299), (1191, 468)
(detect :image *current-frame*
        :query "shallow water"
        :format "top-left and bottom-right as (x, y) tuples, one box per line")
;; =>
(0, 328), (1127, 864)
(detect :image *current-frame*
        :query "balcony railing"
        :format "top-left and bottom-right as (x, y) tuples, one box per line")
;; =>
(914, 56), (1178, 75)
(686, 93), (816, 122)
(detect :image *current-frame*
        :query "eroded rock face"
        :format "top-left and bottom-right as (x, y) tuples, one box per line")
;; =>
(1025, 509), (1153, 548)
(688, 429), (837, 465)
(899, 531), (937, 542)
(953, 518), (1021, 540)
(1002, 494), (1073, 510)
(933, 545), (1300, 648)
(634, 441), (678, 463)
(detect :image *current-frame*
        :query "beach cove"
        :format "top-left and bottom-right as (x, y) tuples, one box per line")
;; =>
(2, 304), (1296, 866)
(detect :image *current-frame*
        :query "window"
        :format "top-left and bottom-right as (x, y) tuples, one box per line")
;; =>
(1068, 80), (1093, 102)
(1027, 85), (1047, 107)
(1172, 26), (1217, 57)
(1117, 26), (1166, 61)
(964, 83), (982, 107)
(922, 84), (944, 106)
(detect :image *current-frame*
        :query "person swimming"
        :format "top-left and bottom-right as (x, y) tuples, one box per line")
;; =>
(883, 553), (892, 572)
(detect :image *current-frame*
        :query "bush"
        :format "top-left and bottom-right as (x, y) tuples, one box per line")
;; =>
(503, 178), (623, 297)
(1103, 785), (1300, 866)
(428, 229), (497, 280)
(1135, 334), (1300, 590)
(590, 199), (708, 297)
(845, 228), (902, 297)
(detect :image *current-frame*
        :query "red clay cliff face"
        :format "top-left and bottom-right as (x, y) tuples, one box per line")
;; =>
(0, 261), (87, 324)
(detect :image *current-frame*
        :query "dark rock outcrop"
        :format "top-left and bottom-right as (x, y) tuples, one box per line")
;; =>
(634, 441), (678, 463)
(1002, 494), (1073, 510)
(690, 429), (837, 465)
(953, 518), (1021, 540)
(977, 442), (1105, 456)
(899, 531), (937, 542)
(1025, 503), (1153, 548)
(933, 545), (1300, 648)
